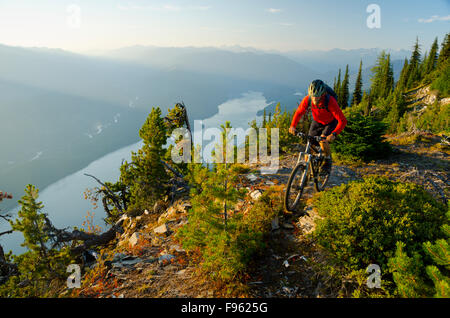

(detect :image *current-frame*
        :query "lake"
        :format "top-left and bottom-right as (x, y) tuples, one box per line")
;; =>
(0, 91), (271, 254)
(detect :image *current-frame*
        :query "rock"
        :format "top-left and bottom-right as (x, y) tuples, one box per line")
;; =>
(129, 232), (142, 248)
(246, 173), (258, 182)
(249, 189), (263, 200)
(282, 223), (294, 229)
(158, 254), (175, 265)
(144, 209), (150, 215)
(111, 253), (143, 268)
(120, 258), (142, 267)
(154, 223), (168, 234)
(176, 269), (186, 275)
(143, 257), (158, 264)
(271, 216), (280, 230)
(112, 253), (128, 262)
(169, 244), (185, 253)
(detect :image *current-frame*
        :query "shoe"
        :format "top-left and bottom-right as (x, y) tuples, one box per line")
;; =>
(320, 158), (332, 176)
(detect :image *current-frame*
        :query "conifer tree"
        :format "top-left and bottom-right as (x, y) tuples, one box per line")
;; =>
(1, 185), (72, 297)
(396, 58), (409, 92)
(335, 69), (341, 100)
(370, 51), (393, 100)
(352, 60), (363, 106)
(339, 65), (350, 108)
(120, 107), (169, 215)
(381, 54), (394, 98)
(437, 33), (450, 68)
(425, 37), (439, 74)
(406, 37), (422, 88)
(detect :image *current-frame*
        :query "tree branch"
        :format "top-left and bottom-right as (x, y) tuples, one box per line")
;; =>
(84, 173), (124, 214)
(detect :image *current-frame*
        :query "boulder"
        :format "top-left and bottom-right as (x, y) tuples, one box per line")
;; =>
(249, 189), (263, 200)
(129, 232), (142, 248)
(154, 223), (168, 235)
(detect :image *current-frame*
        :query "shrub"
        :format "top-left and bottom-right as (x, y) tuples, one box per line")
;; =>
(312, 176), (447, 295)
(388, 210), (450, 297)
(332, 112), (392, 162)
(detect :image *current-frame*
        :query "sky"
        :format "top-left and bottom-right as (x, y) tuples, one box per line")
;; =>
(0, 0), (449, 53)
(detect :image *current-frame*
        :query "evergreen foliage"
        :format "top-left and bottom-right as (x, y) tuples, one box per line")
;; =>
(313, 176), (447, 296)
(119, 107), (169, 216)
(388, 210), (450, 298)
(0, 185), (73, 297)
(370, 51), (394, 100)
(339, 65), (350, 108)
(352, 60), (363, 106)
(331, 112), (391, 162)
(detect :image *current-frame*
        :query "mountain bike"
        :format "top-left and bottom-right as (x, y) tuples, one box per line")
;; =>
(284, 132), (332, 212)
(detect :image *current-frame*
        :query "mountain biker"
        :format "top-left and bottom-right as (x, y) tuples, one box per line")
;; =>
(289, 79), (347, 175)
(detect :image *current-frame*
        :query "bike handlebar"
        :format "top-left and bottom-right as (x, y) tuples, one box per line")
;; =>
(295, 132), (325, 142)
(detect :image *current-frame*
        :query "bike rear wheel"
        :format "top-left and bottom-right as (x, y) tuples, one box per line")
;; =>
(314, 157), (332, 192)
(284, 163), (309, 212)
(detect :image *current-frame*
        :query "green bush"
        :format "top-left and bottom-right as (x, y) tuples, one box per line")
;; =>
(312, 176), (447, 294)
(332, 112), (392, 162)
(388, 210), (450, 298)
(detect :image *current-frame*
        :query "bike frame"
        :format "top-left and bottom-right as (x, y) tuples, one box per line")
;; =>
(294, 139), (323, 199)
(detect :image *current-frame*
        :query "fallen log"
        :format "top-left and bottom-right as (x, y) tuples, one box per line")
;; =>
(44, 214), (126, 255)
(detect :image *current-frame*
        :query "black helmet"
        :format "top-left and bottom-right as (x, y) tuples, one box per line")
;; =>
(308, 79), (326, 97)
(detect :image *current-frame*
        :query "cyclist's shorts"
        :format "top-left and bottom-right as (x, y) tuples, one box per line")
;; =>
(308, 119), (338, 145)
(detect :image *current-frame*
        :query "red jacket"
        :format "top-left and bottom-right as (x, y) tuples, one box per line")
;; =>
(290, 95), (347, 135)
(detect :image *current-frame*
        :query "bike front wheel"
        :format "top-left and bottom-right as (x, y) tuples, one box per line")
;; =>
(284, 163), (309, 212)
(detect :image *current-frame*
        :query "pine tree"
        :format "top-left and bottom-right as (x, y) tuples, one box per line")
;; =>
(437, 33), (450, 68)
(120, 107), (169, 215)
(339, 65), (350, 108)
(1, 185), (72, 297)
(382, 54), (394, 98)
(425, 37), (439, 73)
(406, 37), (422, 88)
(352, 60), (363, 106)
(335, 69), (342, 100)
(370, 51), (394, 100)
(396, 58), (409, 92)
